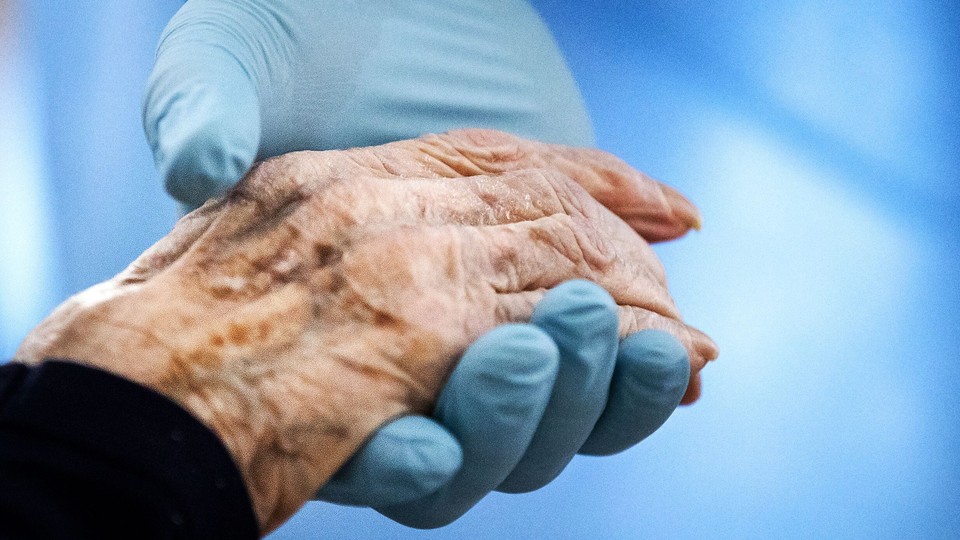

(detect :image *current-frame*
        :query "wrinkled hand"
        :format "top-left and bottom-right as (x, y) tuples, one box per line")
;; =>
(17, 130), (716, 533)
(145, 0), (701, 525)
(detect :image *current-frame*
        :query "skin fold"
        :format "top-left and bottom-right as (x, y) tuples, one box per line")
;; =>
(15, 129), (717, 534)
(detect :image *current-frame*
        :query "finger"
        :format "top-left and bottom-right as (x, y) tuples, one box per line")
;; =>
(252, 163), (677, 318)
(464, 209), (717, 375)
(534, 141), (702, 242)
(316, 415), (463, 507)
(442, 129), (702, 242)
(491, 292), (719, 390)
(353, 167), (680, 316)
(497, 280), (618, 493)
(460, 214), (680, 321)
(492, 293), (718, 402)
(579, 330), (690, 456)
(376, 324), (560, 529)
(352, 128), (702, 242)
(143, 0), (270, 207)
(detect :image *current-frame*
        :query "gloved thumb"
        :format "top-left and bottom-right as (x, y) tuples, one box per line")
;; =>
(143, 2), (263, 208)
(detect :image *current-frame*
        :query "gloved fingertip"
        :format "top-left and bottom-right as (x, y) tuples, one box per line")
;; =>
(494, 282), (621, 494)
(552, 279), (615, 304)
(532, 280), (616, 322)
(449, 324), (560, 390)
(437, 324), (559, 430)
(143, 27), (262, 207)
(496, 466), (554, 494)
(620, 330), (691, 393)
(153, 96), (260, 207)
(317, 416), (463, 507)
(377, 416), (464, 500)
(578, 330), (689, 457)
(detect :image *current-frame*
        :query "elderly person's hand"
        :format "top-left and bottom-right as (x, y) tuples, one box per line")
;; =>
(18, 130), (716, 532)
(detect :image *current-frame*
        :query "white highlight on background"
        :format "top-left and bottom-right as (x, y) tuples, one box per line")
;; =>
(0, 7), (59, 359)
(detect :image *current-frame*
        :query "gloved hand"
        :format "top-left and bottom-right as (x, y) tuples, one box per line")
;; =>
(320, 284), (691, 520)
(373, 282), (692, 528)
(143, 0), (594, 209)
(143, 0), (700, 527)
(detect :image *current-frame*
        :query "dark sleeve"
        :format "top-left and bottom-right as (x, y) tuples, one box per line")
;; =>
(0, 360), (259, 540)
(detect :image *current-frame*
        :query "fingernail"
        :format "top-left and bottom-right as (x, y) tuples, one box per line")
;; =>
(660, 184), (702, 232)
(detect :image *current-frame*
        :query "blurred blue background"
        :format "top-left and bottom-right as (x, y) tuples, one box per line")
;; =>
(1, 1), (958, 538)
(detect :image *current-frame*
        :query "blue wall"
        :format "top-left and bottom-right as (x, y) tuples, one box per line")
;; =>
(1, 1), (957, 538)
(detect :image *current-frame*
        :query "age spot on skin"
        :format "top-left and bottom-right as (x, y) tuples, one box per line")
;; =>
(314, 244), (343, 267)
(208, 276), (248, 300)
(328, 272), (346, 292)
(210, 334), (225, 347)
(228, 323), (250, 345)
(188, 350), (218, 364)
(323, 422), (350, 440)
(373, 311), (396, 327)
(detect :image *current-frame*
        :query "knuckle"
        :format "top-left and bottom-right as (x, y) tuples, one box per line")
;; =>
(423, 130), (530, 175)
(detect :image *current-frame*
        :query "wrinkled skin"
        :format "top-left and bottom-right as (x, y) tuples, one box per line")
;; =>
(16, 129), (717, 534)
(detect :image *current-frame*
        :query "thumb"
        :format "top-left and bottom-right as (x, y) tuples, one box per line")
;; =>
(143, 1), (265, 207)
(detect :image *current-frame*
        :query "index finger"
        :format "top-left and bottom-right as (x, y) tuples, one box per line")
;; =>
(341, 128), (702, 243)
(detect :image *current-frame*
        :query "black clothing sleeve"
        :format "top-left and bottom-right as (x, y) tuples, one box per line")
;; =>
(0, 360), (258, 540)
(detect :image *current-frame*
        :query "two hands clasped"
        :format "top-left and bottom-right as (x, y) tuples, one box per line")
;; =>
(15, 0), (718, 536)
(18, 130), (717, 533)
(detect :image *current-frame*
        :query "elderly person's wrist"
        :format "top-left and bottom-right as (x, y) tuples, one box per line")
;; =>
(14, 282), (411, 533)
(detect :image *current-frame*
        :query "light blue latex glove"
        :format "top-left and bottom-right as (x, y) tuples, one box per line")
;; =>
(143, 0), (593, 208)
(143, 0), (690, 526)
(305, 280), (689, 528)
(376, 281), (691, 528)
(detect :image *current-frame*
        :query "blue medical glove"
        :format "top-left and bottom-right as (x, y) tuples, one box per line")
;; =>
(143, 0), (593, 208)
(375, 281), (690, 528)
